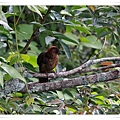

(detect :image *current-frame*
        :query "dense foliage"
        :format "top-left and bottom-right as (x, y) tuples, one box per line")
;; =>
(0, 5), (120, 114)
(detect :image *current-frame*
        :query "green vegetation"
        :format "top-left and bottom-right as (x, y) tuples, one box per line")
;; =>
(0, 5), (120, 114)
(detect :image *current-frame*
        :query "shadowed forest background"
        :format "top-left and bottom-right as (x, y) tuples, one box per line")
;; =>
(0, 5), (120, 114)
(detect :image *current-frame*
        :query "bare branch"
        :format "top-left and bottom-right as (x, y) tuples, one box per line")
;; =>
(95, 37), (106, 58)
(25, 70), (119, 93)
(31, 57), (120, 78)
(0, 70), (119, 95)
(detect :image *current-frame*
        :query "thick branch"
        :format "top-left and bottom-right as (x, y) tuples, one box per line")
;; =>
(0, 70), (120, 95)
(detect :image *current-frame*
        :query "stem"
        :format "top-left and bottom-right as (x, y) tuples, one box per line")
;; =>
(20, 6), (54, 54)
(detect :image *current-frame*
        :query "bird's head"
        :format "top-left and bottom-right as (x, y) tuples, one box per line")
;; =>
(47, 46), (59, 54)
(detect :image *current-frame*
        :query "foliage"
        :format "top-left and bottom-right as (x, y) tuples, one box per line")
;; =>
(0, 5), (120, 114)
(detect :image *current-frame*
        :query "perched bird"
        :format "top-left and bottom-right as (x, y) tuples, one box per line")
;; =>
(37, 46), (59, 83)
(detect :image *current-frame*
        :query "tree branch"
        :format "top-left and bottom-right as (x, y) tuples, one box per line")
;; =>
(20, 6), (54, 54)
(23, 70), (119, 93)
(0, 70), (120, 95)
(31, 57), (120, 78)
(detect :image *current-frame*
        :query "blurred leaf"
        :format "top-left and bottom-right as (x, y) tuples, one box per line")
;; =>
(0, 8), (13, 31)
(21, 54), (30, 62)
(31, 21), (43, 27)
(9, 97), (21, 102)
(56, 90), (64, 99)
(51, 10), (61, 20)
(81, 35), (102, 49)
(107, 12), (118, 17)
(63, 89), (74, 100)
(66, 104), (77, 112)
(57, 39), (71, 59)
(17, 24), (33, 40)
(26, 96), (34, 106)
(53, 31), (79, 44)
(49, 99), (63, 104)
(45, 36), (56, 45)
(32, 104), (41, 112)
(62, 33), (79, 45)
(21, 54), (38, 68)
(98, 31), (111, 39)
(39, 27), (53, 35)
(95, 95), (105, 101)
(0, 6), (2, 19)
(27, 5), (43, 18)
(12, 92), (23, 97)
(37, 5), (48, 13)
(66, 24), (91, 35)
(0, 62), (26, 83)
(43, 106), (58, 113)
(60, 10), (72, 16)
(87, 5), (95, 16)
(88, 6), (95, 12)
(28, 56), (38, 68)
(7, 53), (18, 65)
(0, 70), (3, 88)
(0, 20), (13, 31)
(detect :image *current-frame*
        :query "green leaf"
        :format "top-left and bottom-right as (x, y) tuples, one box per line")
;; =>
(62, 33), (79, 45)
(0, 62), (26, 83)
(60, 10), (72, 16)
(57, 39), (71, 59)
(66, 24), (91, 35)
(51, 10), (61, 20)
(0, 20), (13, 31)
(0, 7), (13, 31)
(56, 90), (64, 99)
(67, 105), (77, 112)
(53, 31), (79, 45)
(26, 96), (34, 106)
(98, 31), (111, 39)
(45, 36), (56, 45)
(95, 95), (104, 101)
(39, 27), (53, 35)
(12, 92), (23, 97)
(31, 21), (43, 27)
(37, 5), (48, 14)
(0, 6), (2, 19)
(21, 54), (38, 67)
(17, 24), (33, 40)
(28, 56), (38, 68)
(80, 35), (102, 49)
(27, 5), (43, 19)
(21, 54), (30, 62)
(0, 70), (3, 88)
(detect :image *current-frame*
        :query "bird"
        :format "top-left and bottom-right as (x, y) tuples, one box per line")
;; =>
(37, 46), (59, 83)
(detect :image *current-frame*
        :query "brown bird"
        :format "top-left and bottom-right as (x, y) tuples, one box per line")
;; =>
(37, 46), (59, 83)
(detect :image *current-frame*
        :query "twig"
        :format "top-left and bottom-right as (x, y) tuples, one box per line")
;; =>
(40, 6), (54, 24)
(95, 37), (106, 58)
(80, 64), (120, 73)
(20, 6), (54, 54)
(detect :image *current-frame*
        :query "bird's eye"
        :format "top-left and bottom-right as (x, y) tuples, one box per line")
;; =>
(52, 49), (56, 52)
(52, 48), (58, 53)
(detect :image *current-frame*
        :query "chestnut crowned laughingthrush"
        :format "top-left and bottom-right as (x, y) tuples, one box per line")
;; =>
(37, 46), (59, 83)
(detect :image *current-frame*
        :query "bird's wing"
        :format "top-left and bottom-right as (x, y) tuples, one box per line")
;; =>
(37, 52), (47, 72)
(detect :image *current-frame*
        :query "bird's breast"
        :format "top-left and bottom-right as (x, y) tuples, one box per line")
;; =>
(48, 55), (59, 70)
